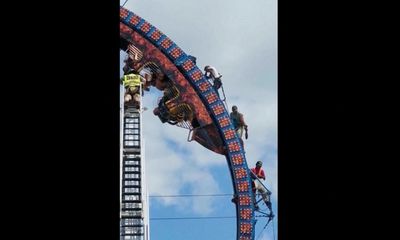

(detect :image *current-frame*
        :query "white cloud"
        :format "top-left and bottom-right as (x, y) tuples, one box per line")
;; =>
(141, 105), (224, 214)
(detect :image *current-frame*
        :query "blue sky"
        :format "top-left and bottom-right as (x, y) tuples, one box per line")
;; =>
(120, 0), (277, 239)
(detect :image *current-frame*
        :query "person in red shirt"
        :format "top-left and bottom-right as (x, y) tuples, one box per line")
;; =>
(251, 161), (272, 212)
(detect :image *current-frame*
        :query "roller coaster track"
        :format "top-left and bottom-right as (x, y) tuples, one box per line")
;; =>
(120, 7), (257, 240)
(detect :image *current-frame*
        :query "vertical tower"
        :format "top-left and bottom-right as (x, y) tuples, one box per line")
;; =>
(120, 84), (150, 240)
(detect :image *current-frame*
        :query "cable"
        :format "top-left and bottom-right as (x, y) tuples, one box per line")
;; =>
(121, 0), (129, 7)
(150, 215), (269, 221)
(256, 228), (264, 240)
(220, 85), (229, 111)
(150, 216), (236, 220)
(149, 193), (232, 198)
(149, 193), (267, 198)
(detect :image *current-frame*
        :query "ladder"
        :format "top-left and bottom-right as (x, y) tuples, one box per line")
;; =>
(120, 108), (145, 240)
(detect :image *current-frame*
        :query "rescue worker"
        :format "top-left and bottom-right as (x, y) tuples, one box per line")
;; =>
(251, 161), (272, 212)
(121, 70), (142, 109)
(204, 65), (222, 97)
(230, 105), (248, 147)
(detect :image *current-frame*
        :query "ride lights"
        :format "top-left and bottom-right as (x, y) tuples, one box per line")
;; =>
(182, 59), (195, 71)
(223, 129), (235, 140)
(160, 38), (173, 50)
(238, 195), (251, 206)
(211, 103), (224, 115)
(190, 69), (203, 82)
(198, 81), (211, 92)
(129, 15), (141, 26)
(140, 22), (151, 33)
(205, 92), (218, 104)
(170, 47), (183, 59)
(150, 29), (162, 41)
(240, 223), (252, 234)
(237, 181), (249, 192)
(240, 209), (252, 220)
(234, 167), (247, 179)
(239, 236), (251, 240)
(218, 116), (230, 128)
(120, 8), (129, 18)
(228, 141), (241, 152)
(231, 153), (244, 165)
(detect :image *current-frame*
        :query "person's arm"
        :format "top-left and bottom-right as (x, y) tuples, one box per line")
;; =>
(239, 114), (247, 128)
(250, 168), (257, 179)
(240, 114), (249, 138)
(259, 169), (266, 180)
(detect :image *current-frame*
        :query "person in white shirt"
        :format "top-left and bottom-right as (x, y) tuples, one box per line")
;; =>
(204, 65), (222, 97)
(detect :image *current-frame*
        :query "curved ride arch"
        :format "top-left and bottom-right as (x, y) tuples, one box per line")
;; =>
(120, 7), (256, 240)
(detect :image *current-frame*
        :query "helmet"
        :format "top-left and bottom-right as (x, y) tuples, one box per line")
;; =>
(256, 161), (262, 167)
(232, 105), (238, 111)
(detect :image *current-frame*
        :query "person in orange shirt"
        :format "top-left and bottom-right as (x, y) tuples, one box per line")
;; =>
(251, 161), (272, 212)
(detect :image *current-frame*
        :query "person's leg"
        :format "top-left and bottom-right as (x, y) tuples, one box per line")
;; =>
(213, 85), (220, 97)
(251, 182), (259, 210)
(257, 185), (270, 204)
(133, 93), (141, 109)
(256, 183), (272, 211)
(236, 127), (244, 148)
(237, 127), (244, 138)
(213, 79), (222, 97)
(124, 93), (132, 102)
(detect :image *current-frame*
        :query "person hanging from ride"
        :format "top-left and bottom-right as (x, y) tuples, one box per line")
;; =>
(251, 161), (273, 214)
(121, 69), (143, 109)
(204, 65), (223, 97)
(230, 105), (248, 148)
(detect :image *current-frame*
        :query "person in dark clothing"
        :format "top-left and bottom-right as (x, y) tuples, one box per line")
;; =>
(230, 105), (248, 147)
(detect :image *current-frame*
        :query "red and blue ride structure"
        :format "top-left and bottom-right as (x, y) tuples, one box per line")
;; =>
(120, 7), (259, 240)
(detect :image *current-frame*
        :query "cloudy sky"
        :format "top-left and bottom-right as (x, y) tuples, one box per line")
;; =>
(120, 0), (277, 239)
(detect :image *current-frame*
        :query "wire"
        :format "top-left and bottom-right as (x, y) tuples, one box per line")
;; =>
(149, 193), (267, 198)
(150, 215), (269, 221)
(256, 228), (264, 240)
(121, 0), (128, 7)
(149, 193), (233, 198)
(150, 216), (236, 220)
(220, 85), (229, 111)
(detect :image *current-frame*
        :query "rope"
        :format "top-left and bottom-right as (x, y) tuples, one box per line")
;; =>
(205, 75), (229, 111)
(121, 0), (129, 7)
(220, 85), (229, 111)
